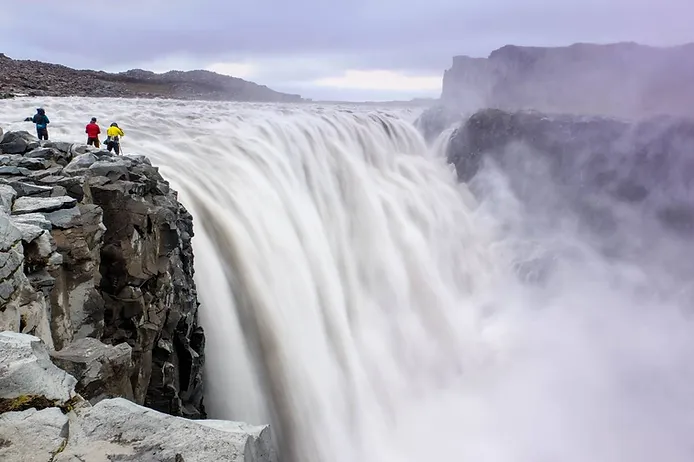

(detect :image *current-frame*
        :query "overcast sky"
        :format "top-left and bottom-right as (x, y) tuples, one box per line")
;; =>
(2, 0), (693, 101)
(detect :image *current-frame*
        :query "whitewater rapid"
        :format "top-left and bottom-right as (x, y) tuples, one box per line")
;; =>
(2, 97), (694, 462)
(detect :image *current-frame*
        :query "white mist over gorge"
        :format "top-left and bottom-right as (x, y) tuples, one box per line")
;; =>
(1, 96), (694, 462)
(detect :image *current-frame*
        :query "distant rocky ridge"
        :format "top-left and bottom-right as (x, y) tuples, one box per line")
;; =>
(0, 128), (205, 419)
(0, 53), (303, 102)
(441, 42), (694, 119)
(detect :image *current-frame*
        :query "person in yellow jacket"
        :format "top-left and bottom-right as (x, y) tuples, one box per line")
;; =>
(105, 122), (125, 155)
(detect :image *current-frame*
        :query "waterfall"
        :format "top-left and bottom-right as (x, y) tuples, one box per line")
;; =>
(1, 98), (693, 462)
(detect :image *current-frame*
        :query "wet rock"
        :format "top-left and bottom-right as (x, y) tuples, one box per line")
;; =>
(12, 195), (77, 214)
(50, 337), (134, 403)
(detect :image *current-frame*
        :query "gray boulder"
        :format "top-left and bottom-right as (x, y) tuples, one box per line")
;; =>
(63, 152), (97, 174)
(0, 131), (34, 155)
(43, 141), (73, 154)
(0, 332), (76, 405)
(18, 157), (51, 170)
(50, 337), (134, 403)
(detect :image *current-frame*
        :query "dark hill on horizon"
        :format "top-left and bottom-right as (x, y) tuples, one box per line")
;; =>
(0, 53), (303, 102)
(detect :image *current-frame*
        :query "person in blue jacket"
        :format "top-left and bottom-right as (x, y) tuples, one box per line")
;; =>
(24, 108), (50, 140)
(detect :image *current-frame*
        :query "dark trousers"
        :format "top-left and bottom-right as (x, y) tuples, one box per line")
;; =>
(87, 137), (100, 148)
(106, 141), (120, 155)
(37, 127), (48, 140)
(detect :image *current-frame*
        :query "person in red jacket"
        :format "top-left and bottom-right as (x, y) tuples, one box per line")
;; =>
(85, 117), (101, 147)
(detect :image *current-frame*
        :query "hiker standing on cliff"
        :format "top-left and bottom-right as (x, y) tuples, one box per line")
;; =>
(105, 122), (125, 154)
(24, 108), (50, 140)
(86, 117), (101, 148)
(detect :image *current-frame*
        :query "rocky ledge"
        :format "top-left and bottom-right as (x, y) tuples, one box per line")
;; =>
(0, 128), (204, 418)
(0, 331), (275, 462)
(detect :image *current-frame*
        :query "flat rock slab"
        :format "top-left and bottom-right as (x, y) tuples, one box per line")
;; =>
(5, 181), (53, 198)
(10, 212), (52, 230)
(0, 166), (32, 176)
(0, 332), (76, 404)
(0, 408), (69, 462)
(12, 195), (77, 214)
(53, 398), (275, 462)
(43, 206), (82, 229)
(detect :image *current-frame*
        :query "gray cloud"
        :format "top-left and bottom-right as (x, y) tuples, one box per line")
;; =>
(2, 0), (693, 100)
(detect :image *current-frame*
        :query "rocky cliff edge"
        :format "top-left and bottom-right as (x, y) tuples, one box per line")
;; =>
(0, 127), (205, 419)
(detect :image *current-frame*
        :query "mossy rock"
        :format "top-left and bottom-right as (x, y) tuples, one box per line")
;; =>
(0, 394), (85, 414)
(0, 395), (58, 413)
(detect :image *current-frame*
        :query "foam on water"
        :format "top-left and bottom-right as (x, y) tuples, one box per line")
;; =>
(2, 97), (693, 462)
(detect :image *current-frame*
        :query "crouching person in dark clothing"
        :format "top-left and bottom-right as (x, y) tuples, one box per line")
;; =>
(24, 108), (50, 140)
(105, 122), (125, 154)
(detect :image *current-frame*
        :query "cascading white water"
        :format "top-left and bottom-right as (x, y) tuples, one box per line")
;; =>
(2, 98), (694, 462)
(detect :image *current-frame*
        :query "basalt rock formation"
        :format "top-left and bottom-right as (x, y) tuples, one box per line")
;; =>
(441, 42), (694, 119)
(446, 109), (694, 263)
(0, 331), (274, 462)
(0, 52), (303, 102)
(0, 128), (205, 418)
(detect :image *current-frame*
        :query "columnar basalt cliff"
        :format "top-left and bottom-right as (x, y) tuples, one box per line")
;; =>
(0, 53), (303, 102)
(441, 42), (694, 118)
(0, 128), (205, 418)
